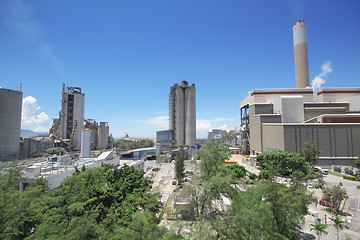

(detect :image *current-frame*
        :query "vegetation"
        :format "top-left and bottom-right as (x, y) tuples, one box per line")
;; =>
(256, 142), (320, 178)
(227, 164), (247, 179)
(310, 221), (328, 240)
(322, 182), (348, 213)
(343, 175), (356, 181)
(330, 215), (346, 240)
(0, 164), (164, 239)
(220, 130), (238, 146)
(174, 146), (186, 182)
(188, 140), (316, 239)
(298, 141), (320, 165)
(44, 147), (67, 156)
(355, 156), (360, 168)
(256, 151), (312, 177)
(114, 138), (154, 152)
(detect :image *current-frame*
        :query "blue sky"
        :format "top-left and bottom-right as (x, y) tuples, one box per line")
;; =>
(1, 0), (359, 138)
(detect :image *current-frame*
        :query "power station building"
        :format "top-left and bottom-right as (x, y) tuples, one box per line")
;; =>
(169, 81), (196, 147)
(240, 21), (360, 167)
(0, 88), (23, 160)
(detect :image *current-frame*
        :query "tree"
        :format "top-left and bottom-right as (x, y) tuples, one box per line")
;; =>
(175, 146), (186, 182)
(310, 221), (328, 240)
(322, 183), (348, 213)
(330, 215), (345, 240)
(45, 147), (67, 156)
(298, 141), (320, 166)
(355, 156), (360, 168)
(227, 164), (247, 179)
(197, 140), (231, 180)
(256, 151), (312, 177)
(6, 164), (162, 239)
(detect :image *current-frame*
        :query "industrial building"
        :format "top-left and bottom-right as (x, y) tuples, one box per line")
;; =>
(49, 84), (111, 155)
(240, 21), (360, 167)
(169, 81), (196, 147)
(0, 88), (23, 160)
(49, 84), (85, 149)
(156, 81), (196, 154)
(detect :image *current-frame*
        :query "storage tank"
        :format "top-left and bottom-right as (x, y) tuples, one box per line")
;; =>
(185, 83), (196, 146)
(80, 130), (91, 157)
(0, 88), (23, 159)
(293, 20), (310, 88)
(175, 85), (185, 145)
(97, 122), (109, 149)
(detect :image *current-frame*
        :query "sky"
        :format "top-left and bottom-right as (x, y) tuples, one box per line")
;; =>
(1, 0), (360, 138)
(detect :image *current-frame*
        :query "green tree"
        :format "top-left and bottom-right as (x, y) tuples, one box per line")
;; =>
(257, 151), (312, 177)
(27, 165), (160, 239)
(355, 156), (360, 168)
(322, 183), (348, 213)
(197, 140), (230, 180)
(330, 215), (346, 240)
(227, 164), (247, 179)
(310, 221), (328, 240)
(298, 141), (320, 166)
(175, 147), (186, 182)
(45, 147), (67, 156)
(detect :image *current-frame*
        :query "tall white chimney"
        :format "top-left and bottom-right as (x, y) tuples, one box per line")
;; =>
(293, 20), (309, 88)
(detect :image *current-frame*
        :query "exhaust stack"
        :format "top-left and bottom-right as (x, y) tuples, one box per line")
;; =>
(293, 20), (309, 88)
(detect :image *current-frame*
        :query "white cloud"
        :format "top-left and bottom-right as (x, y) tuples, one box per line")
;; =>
(3, 0), (64, 78)
(311, 61), (332, 89)
(21, 96), (51, 132)
(136, 116), (169, 129)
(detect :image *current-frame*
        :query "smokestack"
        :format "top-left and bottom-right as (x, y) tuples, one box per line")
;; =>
(293, 20), (309, 88)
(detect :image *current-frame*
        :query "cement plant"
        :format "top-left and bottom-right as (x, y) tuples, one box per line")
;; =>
(1, 21), (360, 240)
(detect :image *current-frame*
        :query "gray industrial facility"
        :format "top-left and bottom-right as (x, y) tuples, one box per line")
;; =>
(240, 21), (360, 167)
(169, 81), (196, 147)
(0, 88), (23, 160)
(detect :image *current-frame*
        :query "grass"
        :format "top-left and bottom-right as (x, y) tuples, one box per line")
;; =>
(328, 170), (344, 177)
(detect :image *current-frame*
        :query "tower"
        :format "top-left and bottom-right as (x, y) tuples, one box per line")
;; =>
(59, 84), (85, 149)
(169, 81), (196, 147)
(0, 88), (22, 159)
(293, 20), (310, 88)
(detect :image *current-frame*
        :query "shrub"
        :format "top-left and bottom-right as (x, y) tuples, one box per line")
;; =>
(357, 185), (360, 189)
(343, 175), (356, 181)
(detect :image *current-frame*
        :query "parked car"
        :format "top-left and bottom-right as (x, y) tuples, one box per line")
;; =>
(319, 199), (332, 207)
(172, 179), (177, 185)
(152, 167), (160, 172)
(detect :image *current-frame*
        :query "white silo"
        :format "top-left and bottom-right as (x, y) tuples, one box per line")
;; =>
(80, 130), (91, 158)
(185, 83), (196, 146)
(0, 88), (23, 159)
(293, 20), (310, 88)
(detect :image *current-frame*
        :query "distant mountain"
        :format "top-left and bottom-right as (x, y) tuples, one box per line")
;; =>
(20, 129), (48, 137)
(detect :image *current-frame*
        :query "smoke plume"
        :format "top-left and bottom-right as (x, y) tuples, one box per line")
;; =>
(311, 61), (332, 89)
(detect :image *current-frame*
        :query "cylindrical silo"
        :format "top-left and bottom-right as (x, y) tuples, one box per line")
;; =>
(97, 122), (109, 149)
(0, 88), (23, 159)
(80, 130), (91, 158)
(175, 86), (185, 145)
(293, 20), (310, 88)
(185, 84), (196, 146)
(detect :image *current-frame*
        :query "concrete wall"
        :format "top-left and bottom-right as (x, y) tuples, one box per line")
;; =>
(262, 124), (285, 152)
(0, 89), (22, 159)
(249, 103), (281, 153)
(261, 123), (360, 166)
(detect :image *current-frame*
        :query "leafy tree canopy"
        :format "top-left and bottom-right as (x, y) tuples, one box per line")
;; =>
(1, 164), (163, 239)
(256, 151), (312, 177)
